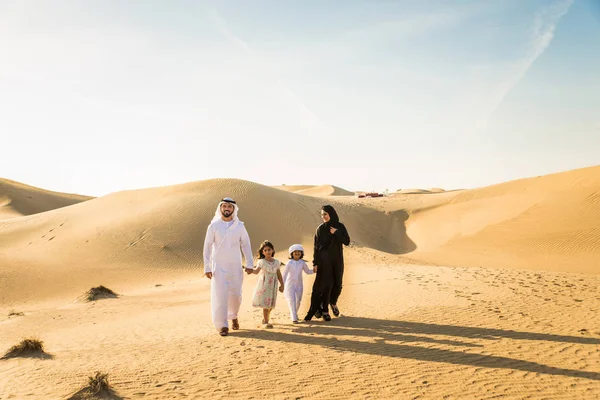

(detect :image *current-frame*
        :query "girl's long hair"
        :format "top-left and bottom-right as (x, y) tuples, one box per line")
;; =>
(257, 240), (275, 259)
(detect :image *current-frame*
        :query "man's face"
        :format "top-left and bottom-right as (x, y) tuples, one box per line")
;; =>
(220, 202), (235, 218)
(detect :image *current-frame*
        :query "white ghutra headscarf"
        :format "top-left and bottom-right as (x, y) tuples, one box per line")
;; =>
(211, 197), (240, 225)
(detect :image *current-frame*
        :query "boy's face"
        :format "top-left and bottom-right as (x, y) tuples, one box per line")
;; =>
(292, 250), (302, 260)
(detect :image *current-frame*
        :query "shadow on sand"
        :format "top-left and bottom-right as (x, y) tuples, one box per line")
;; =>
(328, 317), (600, 345)
(66, 387), (124, 400)
(1, 351), (55, 361)
(235, 316), (600, 381)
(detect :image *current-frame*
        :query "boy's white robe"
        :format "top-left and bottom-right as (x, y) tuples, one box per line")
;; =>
(203, 202), (254, 330)
(282, 259), (314, 321)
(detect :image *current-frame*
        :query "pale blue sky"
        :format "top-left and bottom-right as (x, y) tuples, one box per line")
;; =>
(1, 0), (599, 196)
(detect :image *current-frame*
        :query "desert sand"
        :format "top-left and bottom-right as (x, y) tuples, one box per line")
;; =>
(1, 166), (599, 399)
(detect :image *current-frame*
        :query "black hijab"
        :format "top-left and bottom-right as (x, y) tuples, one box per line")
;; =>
(315, 205), (342, 251)
(322, 205), (341, 228)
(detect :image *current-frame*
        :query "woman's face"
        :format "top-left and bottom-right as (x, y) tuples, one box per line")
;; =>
(321, 211), (330, 223)
(292, 250), (302, 260)
(262, 246), (274, 258)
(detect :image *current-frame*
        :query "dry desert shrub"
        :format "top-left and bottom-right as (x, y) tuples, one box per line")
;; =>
(67, 371), (122, 400)
(82, 286), (119, 302)
(8, 310), (25, 317)
(87, 372), (111, 395)
(2, 338), (46, 359)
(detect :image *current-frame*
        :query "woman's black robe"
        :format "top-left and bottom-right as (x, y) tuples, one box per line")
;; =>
(308, 205), (350, 315)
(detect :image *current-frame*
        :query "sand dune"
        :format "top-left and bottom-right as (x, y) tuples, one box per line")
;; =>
(1, 166), (599, 399)
(401, 165), (600, 273)
(297, 184), (355, 196)
(275, 184), (354, 196)
(393, 188), (448, 195)
(428, 187), (446, 193)
(0, 178), (92, 220)
(272, 184), (315, 192)
(2, 166), (599, 305)
(0, 178), (403, 306)
(396, 188), (433, 194)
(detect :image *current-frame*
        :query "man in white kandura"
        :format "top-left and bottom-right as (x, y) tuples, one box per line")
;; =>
(203, 197), (254, 336)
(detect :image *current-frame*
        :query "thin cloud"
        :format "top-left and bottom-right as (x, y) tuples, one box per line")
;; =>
(484, 0), (575, 123)
(208, 9), (253, 55)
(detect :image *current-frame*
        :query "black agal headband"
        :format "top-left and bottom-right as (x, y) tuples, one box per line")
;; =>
(221, 197), (236, 204)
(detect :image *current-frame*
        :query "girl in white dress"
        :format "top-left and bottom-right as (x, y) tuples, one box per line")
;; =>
(282, 244), (316, 323)
(252, 240), (284, 328)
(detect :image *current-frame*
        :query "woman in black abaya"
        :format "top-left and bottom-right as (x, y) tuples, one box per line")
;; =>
(304, 205), (350, 321)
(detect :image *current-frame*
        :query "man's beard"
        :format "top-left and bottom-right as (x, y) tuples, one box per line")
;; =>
(221, 210), (233, 218)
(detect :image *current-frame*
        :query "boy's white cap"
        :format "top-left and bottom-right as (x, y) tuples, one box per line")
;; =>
(288, 244), (304, 254)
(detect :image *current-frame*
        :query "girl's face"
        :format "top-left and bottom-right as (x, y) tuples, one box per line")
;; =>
(262, 246), (274, 259)
(292, 250), (302, 260)
(321, 211), (330, 223)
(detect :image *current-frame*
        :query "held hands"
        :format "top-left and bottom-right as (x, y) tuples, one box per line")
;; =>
(313, 266), (318, 273)
(245, 267), (254, 275)
(330, 226), (337, 234)
(204, 272), (213, 279)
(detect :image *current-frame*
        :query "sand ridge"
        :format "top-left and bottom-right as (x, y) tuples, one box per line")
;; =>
(274, 184), (355, 196)
(0, 178), (92, 220)
(404, 165), (600, 273)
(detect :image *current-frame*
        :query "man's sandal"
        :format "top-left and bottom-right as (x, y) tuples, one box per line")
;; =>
(232, 319), (240, 330)
(219, 327), (229, 336)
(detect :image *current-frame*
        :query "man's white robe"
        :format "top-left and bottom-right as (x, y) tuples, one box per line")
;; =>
(282, 259), (314, 321)
(203, 203), (253, 330)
